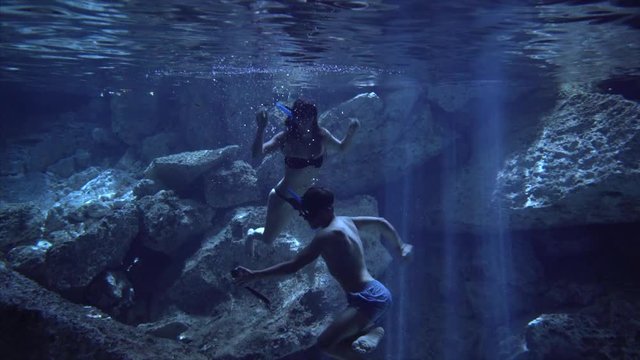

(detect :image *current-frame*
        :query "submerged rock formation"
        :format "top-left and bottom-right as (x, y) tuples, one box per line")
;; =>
(143, 146), (239, 193)
(0, 262), (207, 360)
(496, 91), (640, 228)
(423, 89), (640, 232)
(523, 298), (640, 360)
(204, 160), (261, 208)
(137, 190), (215, 255)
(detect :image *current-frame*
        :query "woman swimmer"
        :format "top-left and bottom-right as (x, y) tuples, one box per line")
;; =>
(249, 98), (360, 252)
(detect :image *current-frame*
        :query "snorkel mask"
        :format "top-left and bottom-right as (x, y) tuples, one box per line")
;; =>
(276, 100), (317, 125)
(275, 101), (293, 118)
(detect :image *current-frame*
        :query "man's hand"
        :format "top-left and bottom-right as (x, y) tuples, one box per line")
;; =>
(399, 243), (414, 262)
(231, 266), (256, 286)
(256, 110), (268, 129)
(347, 118), (360, 135)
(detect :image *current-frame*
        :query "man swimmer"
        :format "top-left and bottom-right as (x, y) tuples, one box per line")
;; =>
(234, 186), (413, 359)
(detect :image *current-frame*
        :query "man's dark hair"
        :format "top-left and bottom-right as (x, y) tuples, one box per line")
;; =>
(301, 186), (334, 214)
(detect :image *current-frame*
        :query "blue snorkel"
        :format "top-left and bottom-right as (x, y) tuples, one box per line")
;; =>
(275, 101), (293, 118)
(278, 187), (310, 219)
(286, 187), (303, 206)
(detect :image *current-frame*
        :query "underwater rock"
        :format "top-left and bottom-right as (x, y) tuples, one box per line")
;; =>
(138, 312), (193, 341)
(85, 270), (135, 321)
(495, 91), (640, 228)
(143, 145), (239, 192)
(43, 202), (139, 291)
(164, 205), (272, 315)
(204, 160), (261, 208)
(44, 168), (136, 232)
(6, 240), (51, 281)
(424, 90), (640, 232)
(0, 202), (44, 252)
(61, 166), (103, 192)
(132, 178), (162, 198)
(137, 190), (215, 255)
(6, 169), (140, 291)
(0, 262), (208, 360)
(524, 312), (640, 360)
(160, 194), (390, 359)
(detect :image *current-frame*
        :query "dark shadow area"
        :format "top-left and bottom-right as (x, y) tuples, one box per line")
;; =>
(0, 85), (96, 138)
(597, 75), (640, 101)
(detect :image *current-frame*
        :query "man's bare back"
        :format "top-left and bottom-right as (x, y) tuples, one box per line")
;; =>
(315, 216), (375, 293)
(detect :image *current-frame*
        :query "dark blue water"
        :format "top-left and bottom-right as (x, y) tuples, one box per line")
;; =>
(1, 1), (640, 360)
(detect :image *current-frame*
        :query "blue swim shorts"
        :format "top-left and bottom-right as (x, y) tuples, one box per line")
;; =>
(346, 279), (392, 325)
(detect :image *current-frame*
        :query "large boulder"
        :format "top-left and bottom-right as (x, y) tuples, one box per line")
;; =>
(43, 168), (137, 233)
(143, 145), (239, 192)
(137, 190), (215, 255)
(496, 91), (640, 228)
(158, 195), (392, 359)
(524, 311), (640, 360)
(7, 169), (140, 292)
(423, 90), (640, 232)
(0, 262), (207, 360)
(204, 160), (261, 208)
(44, 203), (138, 292)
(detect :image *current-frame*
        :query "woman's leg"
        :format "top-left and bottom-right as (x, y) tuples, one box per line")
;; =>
(246, 187), (295, 256)
(261, 188), (294, 244)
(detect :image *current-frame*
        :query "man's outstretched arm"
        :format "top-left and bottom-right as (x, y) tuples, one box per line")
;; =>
(234, 235), (323, 284)
(351, 216), (412, 259)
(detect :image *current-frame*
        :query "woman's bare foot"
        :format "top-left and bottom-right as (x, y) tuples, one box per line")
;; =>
(245, 227), (264, 258)
(352, 326), (385, 354)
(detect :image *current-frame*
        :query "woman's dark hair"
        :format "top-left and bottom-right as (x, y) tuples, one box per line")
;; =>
(301, 186), (334, 214)
(284, 98), (321, 139)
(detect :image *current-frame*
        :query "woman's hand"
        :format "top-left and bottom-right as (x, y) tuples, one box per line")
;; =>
(231, 266), (256, 286)
(347, 118), (360, 135)
(256, 110), (268, 129)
